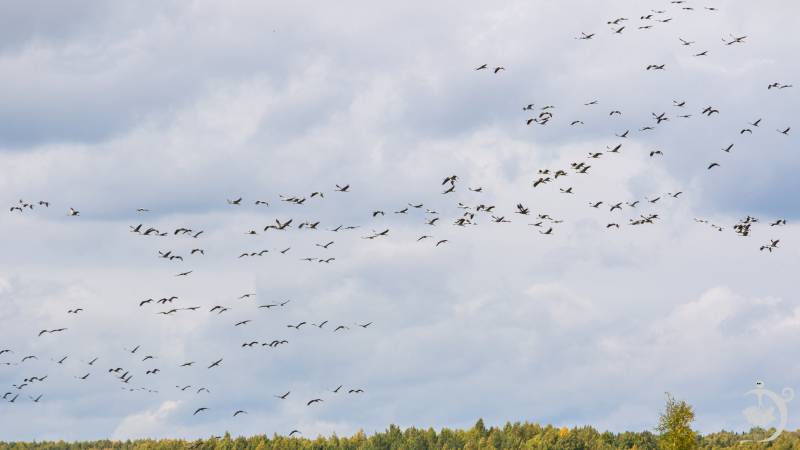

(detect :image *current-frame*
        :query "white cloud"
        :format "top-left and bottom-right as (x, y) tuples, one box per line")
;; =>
(112, 400), (182, 439)
(1, 0), (799, 442)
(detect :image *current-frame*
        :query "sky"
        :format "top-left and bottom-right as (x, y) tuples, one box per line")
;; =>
(0, 0), (799, 442)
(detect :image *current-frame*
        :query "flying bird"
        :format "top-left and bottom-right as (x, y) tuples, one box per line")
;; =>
(207, 358), (223, 369)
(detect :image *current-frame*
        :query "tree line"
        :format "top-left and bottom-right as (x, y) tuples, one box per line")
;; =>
(0, 423), (796, 450)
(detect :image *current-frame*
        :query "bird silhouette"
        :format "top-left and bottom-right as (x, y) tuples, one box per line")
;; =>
(207, 358), (223, 369)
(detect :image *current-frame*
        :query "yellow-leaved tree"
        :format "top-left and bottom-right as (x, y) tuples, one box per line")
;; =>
(656, 392), (698, 450)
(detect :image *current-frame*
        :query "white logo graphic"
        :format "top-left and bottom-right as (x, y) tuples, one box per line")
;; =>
(741, 381), (794, 443)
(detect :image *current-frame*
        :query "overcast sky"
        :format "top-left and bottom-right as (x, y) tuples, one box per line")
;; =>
(1, 0), (799, 442)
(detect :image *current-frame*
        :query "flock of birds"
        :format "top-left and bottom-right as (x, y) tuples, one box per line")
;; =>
(1, 0), (795, 440)
(4, 185), (382, 433)
(476, 4), (792, 250)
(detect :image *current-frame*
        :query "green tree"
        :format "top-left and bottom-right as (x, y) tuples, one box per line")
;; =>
(656, 393), (698, 450)
(474, 419), (488, 438)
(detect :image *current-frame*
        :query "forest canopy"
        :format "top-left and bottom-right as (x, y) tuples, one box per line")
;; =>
(0, 421), (795, 450)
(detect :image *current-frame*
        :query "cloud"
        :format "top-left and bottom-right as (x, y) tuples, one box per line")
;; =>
(1, 0), (799, 442)
(112, 400), (182, 439)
